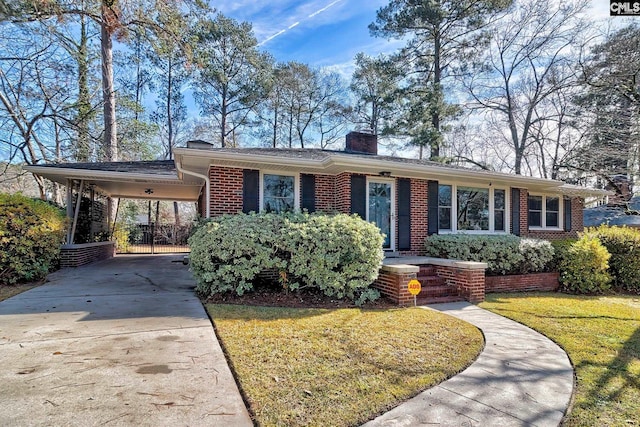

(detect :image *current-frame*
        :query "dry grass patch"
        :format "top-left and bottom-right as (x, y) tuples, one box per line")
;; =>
(206, 304), (483, 427)
(0, 281), (42, 302)
(480, 293), (640, 427)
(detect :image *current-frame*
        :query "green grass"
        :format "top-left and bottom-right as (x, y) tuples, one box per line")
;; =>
(206, 304), (483, 427)
(480, 293), (640, 427)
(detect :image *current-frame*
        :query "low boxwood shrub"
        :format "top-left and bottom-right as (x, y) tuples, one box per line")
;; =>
(0, 193), (66, 285)
(423, 234), (554, 275)
(188, 213), (384, 304)
(582, 225), (640, 293)
(558, 235), (611, 294)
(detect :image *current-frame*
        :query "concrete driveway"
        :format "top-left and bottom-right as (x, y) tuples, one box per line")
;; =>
(0, 255), (252, 426)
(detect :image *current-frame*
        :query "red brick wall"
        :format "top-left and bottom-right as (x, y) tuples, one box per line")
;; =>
(209, 166), (244, 216)
(314, 174), (336, 212)
(409, 178), (429, 254)
(373, 270), (418, 306)
(60, 242), (116, 268)
(435, 266), (485, 303)
(335, 172), (352, 214)
(486, 272), (559, 293)
(517, 188), (584, 239)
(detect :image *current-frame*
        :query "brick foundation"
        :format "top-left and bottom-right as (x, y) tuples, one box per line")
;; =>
(485, 272), (559, 293)
(374, 265), (419, 306)
(60, 241), (116, 268)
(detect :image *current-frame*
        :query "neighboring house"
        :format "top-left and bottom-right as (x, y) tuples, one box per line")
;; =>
(25, 131), (607, 256)
(584, 196), (640, 229)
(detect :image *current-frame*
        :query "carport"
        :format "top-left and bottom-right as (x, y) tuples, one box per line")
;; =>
(23, 160), (205, 263)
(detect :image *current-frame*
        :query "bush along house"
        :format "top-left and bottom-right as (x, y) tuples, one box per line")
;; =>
(25, 131), (608, 304)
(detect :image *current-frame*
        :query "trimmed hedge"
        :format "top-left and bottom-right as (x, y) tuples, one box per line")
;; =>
(0, 193), (66, 285)
(558, 235), (611, 294)
(188, 213), (384, 305)
(582, 225), (640, 293)
(423, 234), (554, 275)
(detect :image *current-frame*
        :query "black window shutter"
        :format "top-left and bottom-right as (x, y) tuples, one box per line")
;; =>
(511, 188), (521, 236)
(301, 174), (316, 213)
(564, 197), (572, 231)
(427, 180), (439, 236)
(350, 175), (366, 218)
(398, 178), (411, 250)
(242, 169), (259, 213)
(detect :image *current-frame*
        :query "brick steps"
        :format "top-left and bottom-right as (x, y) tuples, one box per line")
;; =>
(414, 264), (462, 304)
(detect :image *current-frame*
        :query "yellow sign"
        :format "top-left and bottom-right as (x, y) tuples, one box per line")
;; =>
(408, 279), (421, 296)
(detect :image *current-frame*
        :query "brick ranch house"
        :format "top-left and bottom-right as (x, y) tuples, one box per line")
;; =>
(25, 131), (608, 304)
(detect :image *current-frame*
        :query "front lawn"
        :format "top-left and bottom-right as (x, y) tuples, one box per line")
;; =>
(480, 293), (640, 427)
(206, 304), (483, 427)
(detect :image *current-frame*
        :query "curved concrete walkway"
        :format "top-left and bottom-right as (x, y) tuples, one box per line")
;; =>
(0, 255), (252, 427)
(364, 302), (574, 427)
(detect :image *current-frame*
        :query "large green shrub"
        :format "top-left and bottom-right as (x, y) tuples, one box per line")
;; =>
(582, 225), (640, 293)
(188, 214), (283, 296)
(423, 234), (554, 275)
(558, 235), (611, 294)
(188, 213), (384, 304)
(277, 214), (384, 303)
(0, 193), (66, 285)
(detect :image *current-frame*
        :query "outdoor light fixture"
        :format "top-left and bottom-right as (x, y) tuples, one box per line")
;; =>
(379, 171), (391, 177)
(144, 188), (154, 195)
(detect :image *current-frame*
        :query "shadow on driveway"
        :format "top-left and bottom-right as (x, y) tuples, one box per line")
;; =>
(0, 254), (252, 427)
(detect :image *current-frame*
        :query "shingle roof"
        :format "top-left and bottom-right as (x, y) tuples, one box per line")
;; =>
(32, 160), (176, 176)
(204, 147), (500, 174)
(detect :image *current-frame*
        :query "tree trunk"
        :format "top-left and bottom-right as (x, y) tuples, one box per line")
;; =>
(77, 14), (91, 161)
(173, 201), (180, 226)
(167, 58), (174, 159)
(101, 4), (117, 162)
(431, 28), (441, 159)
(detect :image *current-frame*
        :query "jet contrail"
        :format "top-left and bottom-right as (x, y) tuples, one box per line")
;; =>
(308, 0), (343, 18)
(258, 0), (345, 46)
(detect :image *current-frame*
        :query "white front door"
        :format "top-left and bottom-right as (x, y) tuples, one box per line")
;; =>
(367, 178), (395, 251)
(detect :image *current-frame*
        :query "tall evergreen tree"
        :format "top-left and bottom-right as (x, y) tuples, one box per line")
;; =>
(370, 0), (511, 159)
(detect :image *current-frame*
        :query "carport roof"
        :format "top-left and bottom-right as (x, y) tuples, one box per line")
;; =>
(23, 160), (203, 201)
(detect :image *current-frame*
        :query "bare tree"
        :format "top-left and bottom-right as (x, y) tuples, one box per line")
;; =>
(463, 0), (589, 175)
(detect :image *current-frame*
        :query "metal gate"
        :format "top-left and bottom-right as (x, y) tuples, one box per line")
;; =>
(123, 223), (192, 254)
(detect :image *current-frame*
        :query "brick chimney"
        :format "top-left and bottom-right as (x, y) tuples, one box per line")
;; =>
(345, 131), (377, 155)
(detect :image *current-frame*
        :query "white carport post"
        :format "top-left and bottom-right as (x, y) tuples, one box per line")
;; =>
(68, 179), (84, 245)
(66, 180), (74, 244)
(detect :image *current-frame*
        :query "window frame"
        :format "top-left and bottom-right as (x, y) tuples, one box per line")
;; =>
(259, 170), (300, 213)
(528, 193), (563, 230)
(437, 183), (510, 234)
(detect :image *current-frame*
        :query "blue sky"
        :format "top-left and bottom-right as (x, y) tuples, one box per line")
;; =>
(213, 0), (614, 78)
(214, 0), (400, 77)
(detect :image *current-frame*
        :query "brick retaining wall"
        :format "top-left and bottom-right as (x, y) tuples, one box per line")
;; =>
(60, 241), (116, 268)
(485, 272), (559, 293)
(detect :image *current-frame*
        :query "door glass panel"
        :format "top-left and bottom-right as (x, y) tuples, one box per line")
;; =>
(369, 182), (391, 249)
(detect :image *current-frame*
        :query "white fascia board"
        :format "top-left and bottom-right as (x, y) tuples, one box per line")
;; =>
(23, 165), (182, 183)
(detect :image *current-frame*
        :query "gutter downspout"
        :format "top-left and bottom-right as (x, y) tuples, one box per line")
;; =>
(176, 160), (210, 218)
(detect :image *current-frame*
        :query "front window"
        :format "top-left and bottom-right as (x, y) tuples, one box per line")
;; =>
(263, 174), (295, 213)
(438, 184), (507, 233)
(528, 195), (561, 229)
(457, 187), (489, 231)
(494, 189), (506, 231)
(438, 185), (452, 230)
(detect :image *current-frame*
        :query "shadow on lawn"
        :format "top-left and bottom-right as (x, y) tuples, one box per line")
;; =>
(580, 326), (640, 406)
